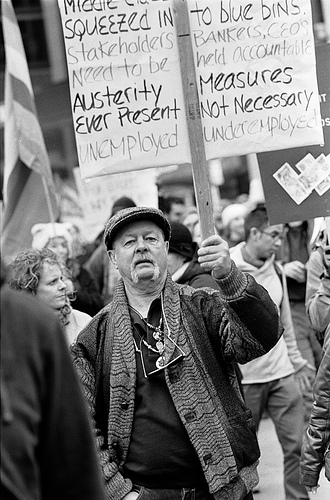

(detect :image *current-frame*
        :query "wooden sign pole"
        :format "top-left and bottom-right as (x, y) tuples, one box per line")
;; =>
(174, 0), (215, 241)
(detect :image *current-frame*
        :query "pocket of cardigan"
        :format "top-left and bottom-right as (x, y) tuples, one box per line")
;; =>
(227, 409), (260, 468)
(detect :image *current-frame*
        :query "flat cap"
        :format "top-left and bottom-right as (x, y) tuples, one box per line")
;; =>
(104, 206), (171, 250)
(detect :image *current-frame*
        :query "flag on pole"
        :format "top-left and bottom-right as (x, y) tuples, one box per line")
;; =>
(1, 0), (59, 266)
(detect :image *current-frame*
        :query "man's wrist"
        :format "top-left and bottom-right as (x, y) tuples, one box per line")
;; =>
(212, 261), (234, 281)
(213, 262), (249, 300)
(212, 265), (232, 280)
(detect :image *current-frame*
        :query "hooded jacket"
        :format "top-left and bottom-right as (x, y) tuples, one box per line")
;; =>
(230, 242), (308, 383)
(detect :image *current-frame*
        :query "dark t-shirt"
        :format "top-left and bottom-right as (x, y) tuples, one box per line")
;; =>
(123, 300), (206, 488)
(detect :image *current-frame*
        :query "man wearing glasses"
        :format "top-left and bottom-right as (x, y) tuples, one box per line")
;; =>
(71, 206), (282, 500)
(230, 205), (315, 500)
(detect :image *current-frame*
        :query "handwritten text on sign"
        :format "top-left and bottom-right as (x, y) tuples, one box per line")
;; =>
(58, 0), (191, 179)
(187, 0), (324, 159)
(73, 167), (158, 227)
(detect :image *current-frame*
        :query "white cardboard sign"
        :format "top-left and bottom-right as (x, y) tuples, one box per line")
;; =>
(58, 0), (191, 179)
(187, 0), (324, 158)
(73, 167), (159, 227)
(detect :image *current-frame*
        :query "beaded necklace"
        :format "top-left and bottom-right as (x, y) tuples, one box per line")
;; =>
(129, 306), (165, 369)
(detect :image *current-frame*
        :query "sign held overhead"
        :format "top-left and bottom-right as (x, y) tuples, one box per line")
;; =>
(58, 0), (191, 179)
(187, 0), (324, 158)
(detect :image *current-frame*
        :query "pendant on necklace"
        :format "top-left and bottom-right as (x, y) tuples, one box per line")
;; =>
(156, 340), (165, 354)
(153, 328), (162, 341)
(156, 355), (166, 369)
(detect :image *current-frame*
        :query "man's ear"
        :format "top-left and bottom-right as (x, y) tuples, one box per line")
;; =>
(249, 227), (259, 240)
(108, 250), (118, 268)
(165, 241), (169, 254)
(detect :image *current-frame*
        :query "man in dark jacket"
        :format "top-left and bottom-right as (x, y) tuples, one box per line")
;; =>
(71, 206), (283, 500)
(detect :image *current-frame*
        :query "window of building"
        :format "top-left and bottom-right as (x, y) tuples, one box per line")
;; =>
(0, 0), (49, 72)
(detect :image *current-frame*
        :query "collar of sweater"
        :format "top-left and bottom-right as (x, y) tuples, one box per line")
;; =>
(77, 274), (182, 366)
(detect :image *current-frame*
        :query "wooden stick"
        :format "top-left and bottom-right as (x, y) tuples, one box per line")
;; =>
(174, 0), (215, 241)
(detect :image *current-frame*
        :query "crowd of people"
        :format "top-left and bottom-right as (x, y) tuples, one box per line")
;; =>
(1, 194), (329, 500)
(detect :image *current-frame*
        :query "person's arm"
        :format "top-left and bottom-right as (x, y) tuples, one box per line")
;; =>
(43, 325), (107, 500)
(276, 263), (315, 392)
(306, 246), (330, 336)
(198, 235), (283, 356)
(71, 343), (133, 500)
(300, 345), (330, 490)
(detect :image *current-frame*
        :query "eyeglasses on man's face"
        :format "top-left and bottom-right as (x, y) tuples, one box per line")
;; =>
(259, 229), (287, 242)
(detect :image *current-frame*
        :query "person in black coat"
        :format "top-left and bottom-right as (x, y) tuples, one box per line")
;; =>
(300, 341), (330, 493)
(1, 262), (106, 500)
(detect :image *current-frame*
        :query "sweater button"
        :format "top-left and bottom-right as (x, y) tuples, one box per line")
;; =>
(120, 402), (129, 410)
(184, 410), (197, 422)
(169, 372), (179, 383)
(203, 453), (212, 465)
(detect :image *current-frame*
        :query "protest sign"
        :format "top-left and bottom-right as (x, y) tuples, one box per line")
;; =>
(187, 0), (323, 158)
(257, 43), (330, 225)
(73, 167), (159, 229)
(58, 0), (191, 179)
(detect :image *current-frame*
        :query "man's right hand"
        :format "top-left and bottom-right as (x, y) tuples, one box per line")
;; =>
(198, 234), (231, 279)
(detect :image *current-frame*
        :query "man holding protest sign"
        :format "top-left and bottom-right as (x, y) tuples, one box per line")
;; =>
(71, 206), (282, 500)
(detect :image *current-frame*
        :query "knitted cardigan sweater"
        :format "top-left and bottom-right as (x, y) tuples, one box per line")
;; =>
(72, 263), (282, 500)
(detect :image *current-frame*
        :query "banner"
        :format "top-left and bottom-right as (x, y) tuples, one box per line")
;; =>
(257, 43), (330, 225)
(58, 0), (191, 179)
(1, 0), (58, 266)
(187, 0), (324, 158)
